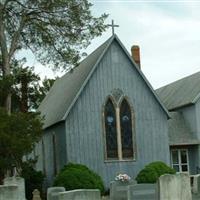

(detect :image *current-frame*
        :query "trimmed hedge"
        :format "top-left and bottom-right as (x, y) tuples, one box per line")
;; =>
(53, 163), (105, 194)
(136, 161), (176, 183)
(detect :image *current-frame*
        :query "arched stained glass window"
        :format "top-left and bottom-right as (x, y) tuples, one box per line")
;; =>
(120, 99), (133, 159)
(104, 98), (118, 159)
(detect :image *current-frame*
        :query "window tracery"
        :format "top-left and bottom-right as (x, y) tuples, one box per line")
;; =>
(103, 90), (136, 161)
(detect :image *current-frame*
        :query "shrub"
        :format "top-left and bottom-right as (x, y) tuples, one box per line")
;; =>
(136, 161), (176, 183)
(21, 161), (45, 200)
(53, 163), (105, 194)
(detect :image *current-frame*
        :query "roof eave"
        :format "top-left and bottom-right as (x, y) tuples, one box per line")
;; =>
(43, 119), (65, 130)
(169, 102), (194, 111)
(170, 142), (200, 146)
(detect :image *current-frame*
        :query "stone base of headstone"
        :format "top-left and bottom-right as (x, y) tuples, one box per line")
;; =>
(0, 185), (18, 200)
(3, 176), (26, 200)
(128, 184), (157, 200)
(58, 189), (101, 200)
(47, 187), (65, 200)
(110, 179), (136, 200)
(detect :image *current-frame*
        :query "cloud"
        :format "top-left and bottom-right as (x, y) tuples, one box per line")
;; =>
(90, 1), (200, 88)
(16, 1), (200, 89)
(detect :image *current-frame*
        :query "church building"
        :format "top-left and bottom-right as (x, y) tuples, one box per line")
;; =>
(36, 34), (200, 188)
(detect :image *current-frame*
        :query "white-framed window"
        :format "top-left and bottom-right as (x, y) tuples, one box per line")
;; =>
(103, 92), (136, 161)
(171, 149), (189, 172)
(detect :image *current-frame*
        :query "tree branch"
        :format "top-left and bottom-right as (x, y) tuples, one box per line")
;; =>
(0, 5), (9, 75)
(8, 15), (26, 60)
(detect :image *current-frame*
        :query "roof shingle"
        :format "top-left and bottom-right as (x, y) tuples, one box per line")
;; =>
(156, 72), (200, 110)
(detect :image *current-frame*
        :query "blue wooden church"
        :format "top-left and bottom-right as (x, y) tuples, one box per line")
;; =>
(36, 34), (200, 188)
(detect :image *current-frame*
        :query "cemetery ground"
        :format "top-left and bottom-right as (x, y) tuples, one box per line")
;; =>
(102, 194), (200, 200)
(103, 194), (200, 200)
(1, 173), (200, 200)
(0, 161), (199, 200)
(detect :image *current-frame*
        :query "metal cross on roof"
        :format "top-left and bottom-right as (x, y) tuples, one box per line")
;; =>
(108, 20), (119, 35)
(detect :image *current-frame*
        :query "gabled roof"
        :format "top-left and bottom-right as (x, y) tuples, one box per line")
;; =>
(168, 112), (200, 146)
(156, 72), (200, 111)
(39, 34), (169, 129)
(38, 35), (112, 129)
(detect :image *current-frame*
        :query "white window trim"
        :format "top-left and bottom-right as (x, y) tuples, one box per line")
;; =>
(171, 149), (189, 173)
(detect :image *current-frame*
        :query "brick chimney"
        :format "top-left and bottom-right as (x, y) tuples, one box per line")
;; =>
(131, 45), (141, 69)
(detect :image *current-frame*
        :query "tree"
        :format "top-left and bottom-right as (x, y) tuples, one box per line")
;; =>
(0, 108), (43, 175)
(0, 61), (47, 181)
(12, 65), (40, 112)
(32, 77), (56, 109)
(0, 58), (52, 112)
(0, 0), (108, 113)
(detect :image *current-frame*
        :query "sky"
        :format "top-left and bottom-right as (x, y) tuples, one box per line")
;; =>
(18, 1), (200, 89)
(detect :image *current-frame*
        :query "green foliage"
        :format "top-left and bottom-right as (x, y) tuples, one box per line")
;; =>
(54, 163), (105, 194)
(21, 160), (45, 200)
(32, 77), (56, 110)
(11, 65), (56, 111)
(0, 75), (14, 107)
(0, 59), (55, 111)
(0, 108), (43, 173)
(0, 0), (108, 71)
(136, 161), (176, 183)
(1, 0), (107, 113)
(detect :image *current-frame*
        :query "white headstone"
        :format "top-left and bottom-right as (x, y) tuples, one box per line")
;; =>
(3, 176), (26, 200)
(191, 174), (200, 194)
(158, 173), (192, 200)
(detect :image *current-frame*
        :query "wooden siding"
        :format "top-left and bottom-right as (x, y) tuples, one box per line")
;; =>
(36, 122), (66, 187)
(188, 145), (199, 174)
(195, 99), (200, 139)
(180, 105), (197, 138)
(65, 41), (170, 188)
(195, 100), (200, 168)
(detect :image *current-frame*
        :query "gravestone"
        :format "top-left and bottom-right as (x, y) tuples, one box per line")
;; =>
(47, 187), (65, 200)
(110, 180), (136, 200)
(158, 173), (192, 200)
(58, 189), (101, 200)
(32, 189), (42, 200)
(0, 185), (18, 200)
(3, 176), (26, 200)
(191, 174), (200, 194)
(128, 184), (157, 200)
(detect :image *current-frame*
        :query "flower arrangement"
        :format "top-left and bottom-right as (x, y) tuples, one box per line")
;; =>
(115, 173), (131, 182)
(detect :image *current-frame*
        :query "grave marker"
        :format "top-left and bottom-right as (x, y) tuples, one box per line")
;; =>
(158, 173), (192, 200)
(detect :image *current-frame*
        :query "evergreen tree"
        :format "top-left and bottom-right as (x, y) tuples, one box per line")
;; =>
(1, 58), (53, 111)
(0, 108), (43, 176)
